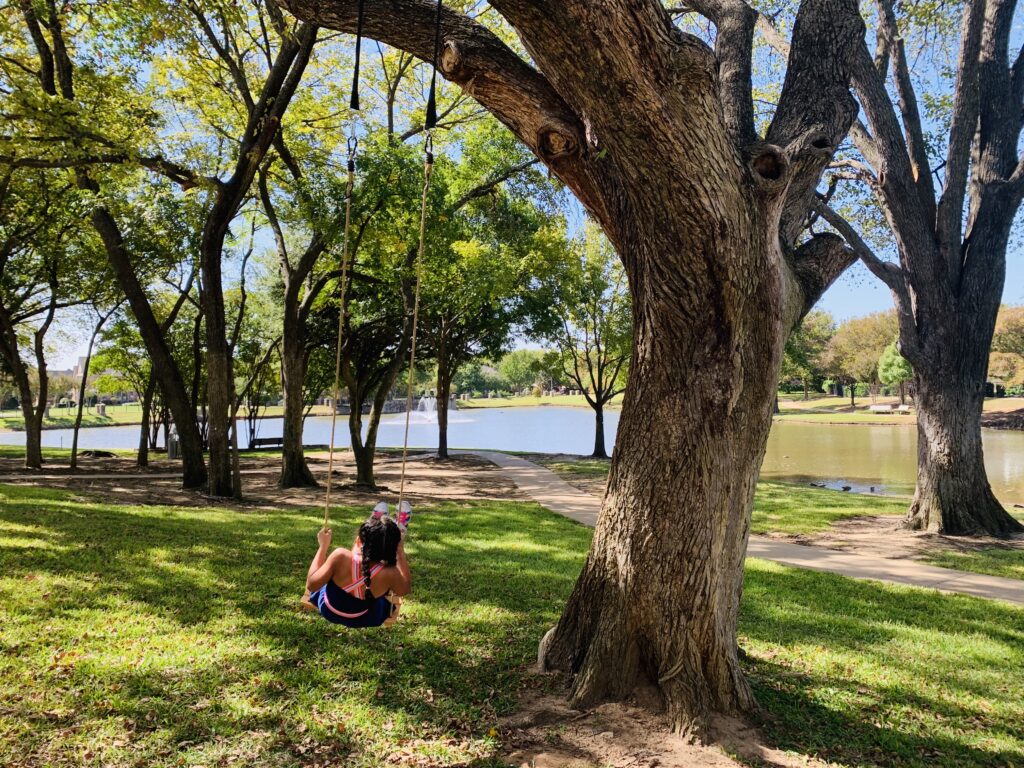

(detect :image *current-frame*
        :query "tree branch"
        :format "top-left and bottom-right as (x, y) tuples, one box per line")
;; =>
(448, 158), (539, 212)
(935, 0), (985, 261)
(766, 0), (864, 247)
(278, 0), (586, 170)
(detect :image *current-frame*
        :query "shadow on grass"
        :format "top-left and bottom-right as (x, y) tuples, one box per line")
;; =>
(742, 561), (1024, 767)
(0, 484), (591, 766)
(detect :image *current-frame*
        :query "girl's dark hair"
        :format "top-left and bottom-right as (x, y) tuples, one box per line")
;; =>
(358, 515), (401, 593)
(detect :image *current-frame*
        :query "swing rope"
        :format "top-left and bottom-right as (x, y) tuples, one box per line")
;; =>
(320, 0), (441, 530)
(322, 135), (359, 530)
(396, 134), (434, 511)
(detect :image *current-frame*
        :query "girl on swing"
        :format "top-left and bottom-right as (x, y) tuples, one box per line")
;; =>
(303, 502), (413, 628)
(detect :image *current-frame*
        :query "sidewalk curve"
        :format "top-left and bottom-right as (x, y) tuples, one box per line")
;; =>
(461, 450), (1024, 607)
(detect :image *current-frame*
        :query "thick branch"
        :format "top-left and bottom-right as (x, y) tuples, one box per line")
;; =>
(277, 0), (586, 171)
(766, 0), (863, 246)
(935, 0), (985, 260)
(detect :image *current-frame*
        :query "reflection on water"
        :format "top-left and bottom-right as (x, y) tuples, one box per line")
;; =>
(2, 406), (1022, 504)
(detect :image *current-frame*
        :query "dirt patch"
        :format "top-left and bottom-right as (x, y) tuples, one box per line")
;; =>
(792, 513), (1024, 559)
(501, 675), (829, 768)
(0, 451), (522, 511)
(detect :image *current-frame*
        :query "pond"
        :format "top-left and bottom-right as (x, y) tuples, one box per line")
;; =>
(2, 405), (1023, 504)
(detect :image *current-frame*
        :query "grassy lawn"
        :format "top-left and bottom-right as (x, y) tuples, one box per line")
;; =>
(533, 455), (907, 536)
(0, 445), (138, 461)
(533, 455), (1024, 579)
(459, 394), (622, 410)
(0, 405), (334, 432)
(0, 404), (147, 431)
(742, 559), (1024, 766)
(772, 395), (1024, 425)
(920, 549), (1024, 581)
(751, 481), (906, 535)
(1, 484), (1022, 767)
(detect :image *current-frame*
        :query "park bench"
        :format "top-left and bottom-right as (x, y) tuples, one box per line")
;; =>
(868, 404), (894, 414)
(250, 437), (284, 450)
(895, 404), (913, 414)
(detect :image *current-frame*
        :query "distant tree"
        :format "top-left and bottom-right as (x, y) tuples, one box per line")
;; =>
(781, 310), (835, 399)
(878, 343), (913, 404)
(497, 350), (546, 395)
(70, 300), (123, 469)
(539, 224), (631, 458)
(823, 311), (897, 406)
(993, 306), (1024, 359)
(992, 306), (1024, 393)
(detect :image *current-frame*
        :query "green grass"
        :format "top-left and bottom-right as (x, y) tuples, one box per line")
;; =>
(0, 404), (147, 431)
(459, 394), (622, 410)
(0, 445), (138, 460)
(751, 481), (906, 535)
(534, 455), (908, 536)
(0, 484), (590, 768)
(742, 558), (1024, 766)
(534, 455), (1024, 578)
(774, 411), (917, 425)
(1, 484), (1022, 766)
(920, 549), (1024, 581)
(0, 405), (334, 432)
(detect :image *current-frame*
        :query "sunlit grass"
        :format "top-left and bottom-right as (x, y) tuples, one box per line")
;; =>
(743, 558), (1024, 766)
(2, 483), (1022, 767)
(535, 455), (1024, 580)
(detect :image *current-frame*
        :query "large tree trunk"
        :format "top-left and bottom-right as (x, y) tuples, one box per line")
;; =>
(200, 233), (235, 497)
(542, 226), (785, 738)
(279, 0), (862, 739)
(906, 327), (1023, 536)
(279, 317), (317, 487)
(591, 402), (607, 459)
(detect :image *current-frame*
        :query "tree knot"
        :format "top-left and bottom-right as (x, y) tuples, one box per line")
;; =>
(743, 142), (789, 193)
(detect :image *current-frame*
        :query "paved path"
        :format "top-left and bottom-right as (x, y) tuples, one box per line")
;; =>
(463, 451), (1024, 607)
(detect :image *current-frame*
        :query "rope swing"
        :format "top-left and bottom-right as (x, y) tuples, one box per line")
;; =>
(319, 0), (443, 532)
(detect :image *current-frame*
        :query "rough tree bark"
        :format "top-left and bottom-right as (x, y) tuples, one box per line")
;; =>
(279, 0), (863, 737)
(814, 0), (1024, 535)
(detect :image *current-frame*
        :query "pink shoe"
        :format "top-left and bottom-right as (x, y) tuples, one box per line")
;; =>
(397, 501), (412, 531)
(372, 502), (389, 519)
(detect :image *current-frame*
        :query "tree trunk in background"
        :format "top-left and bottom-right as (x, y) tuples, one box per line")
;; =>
(908, 375), (1019, 534)
(279, 321), (317, 487)
(200, 229), (235, 497)
(137, 377), (155, 467)
(87, 200), (207, 489)
(71, 306), (114, 470)
(70, 329), (97, 470)
(591, 402), (607, 459)
(436, 361), (453, 459)
(905, 308), (1023, 535)
(0, 325), (42, 469)
(348, 402), (376, 489)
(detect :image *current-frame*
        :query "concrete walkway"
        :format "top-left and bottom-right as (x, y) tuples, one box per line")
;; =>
(463, 450), (1024, 607)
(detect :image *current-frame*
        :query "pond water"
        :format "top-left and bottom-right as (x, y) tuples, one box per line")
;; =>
(3, 406), (1023, 504)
